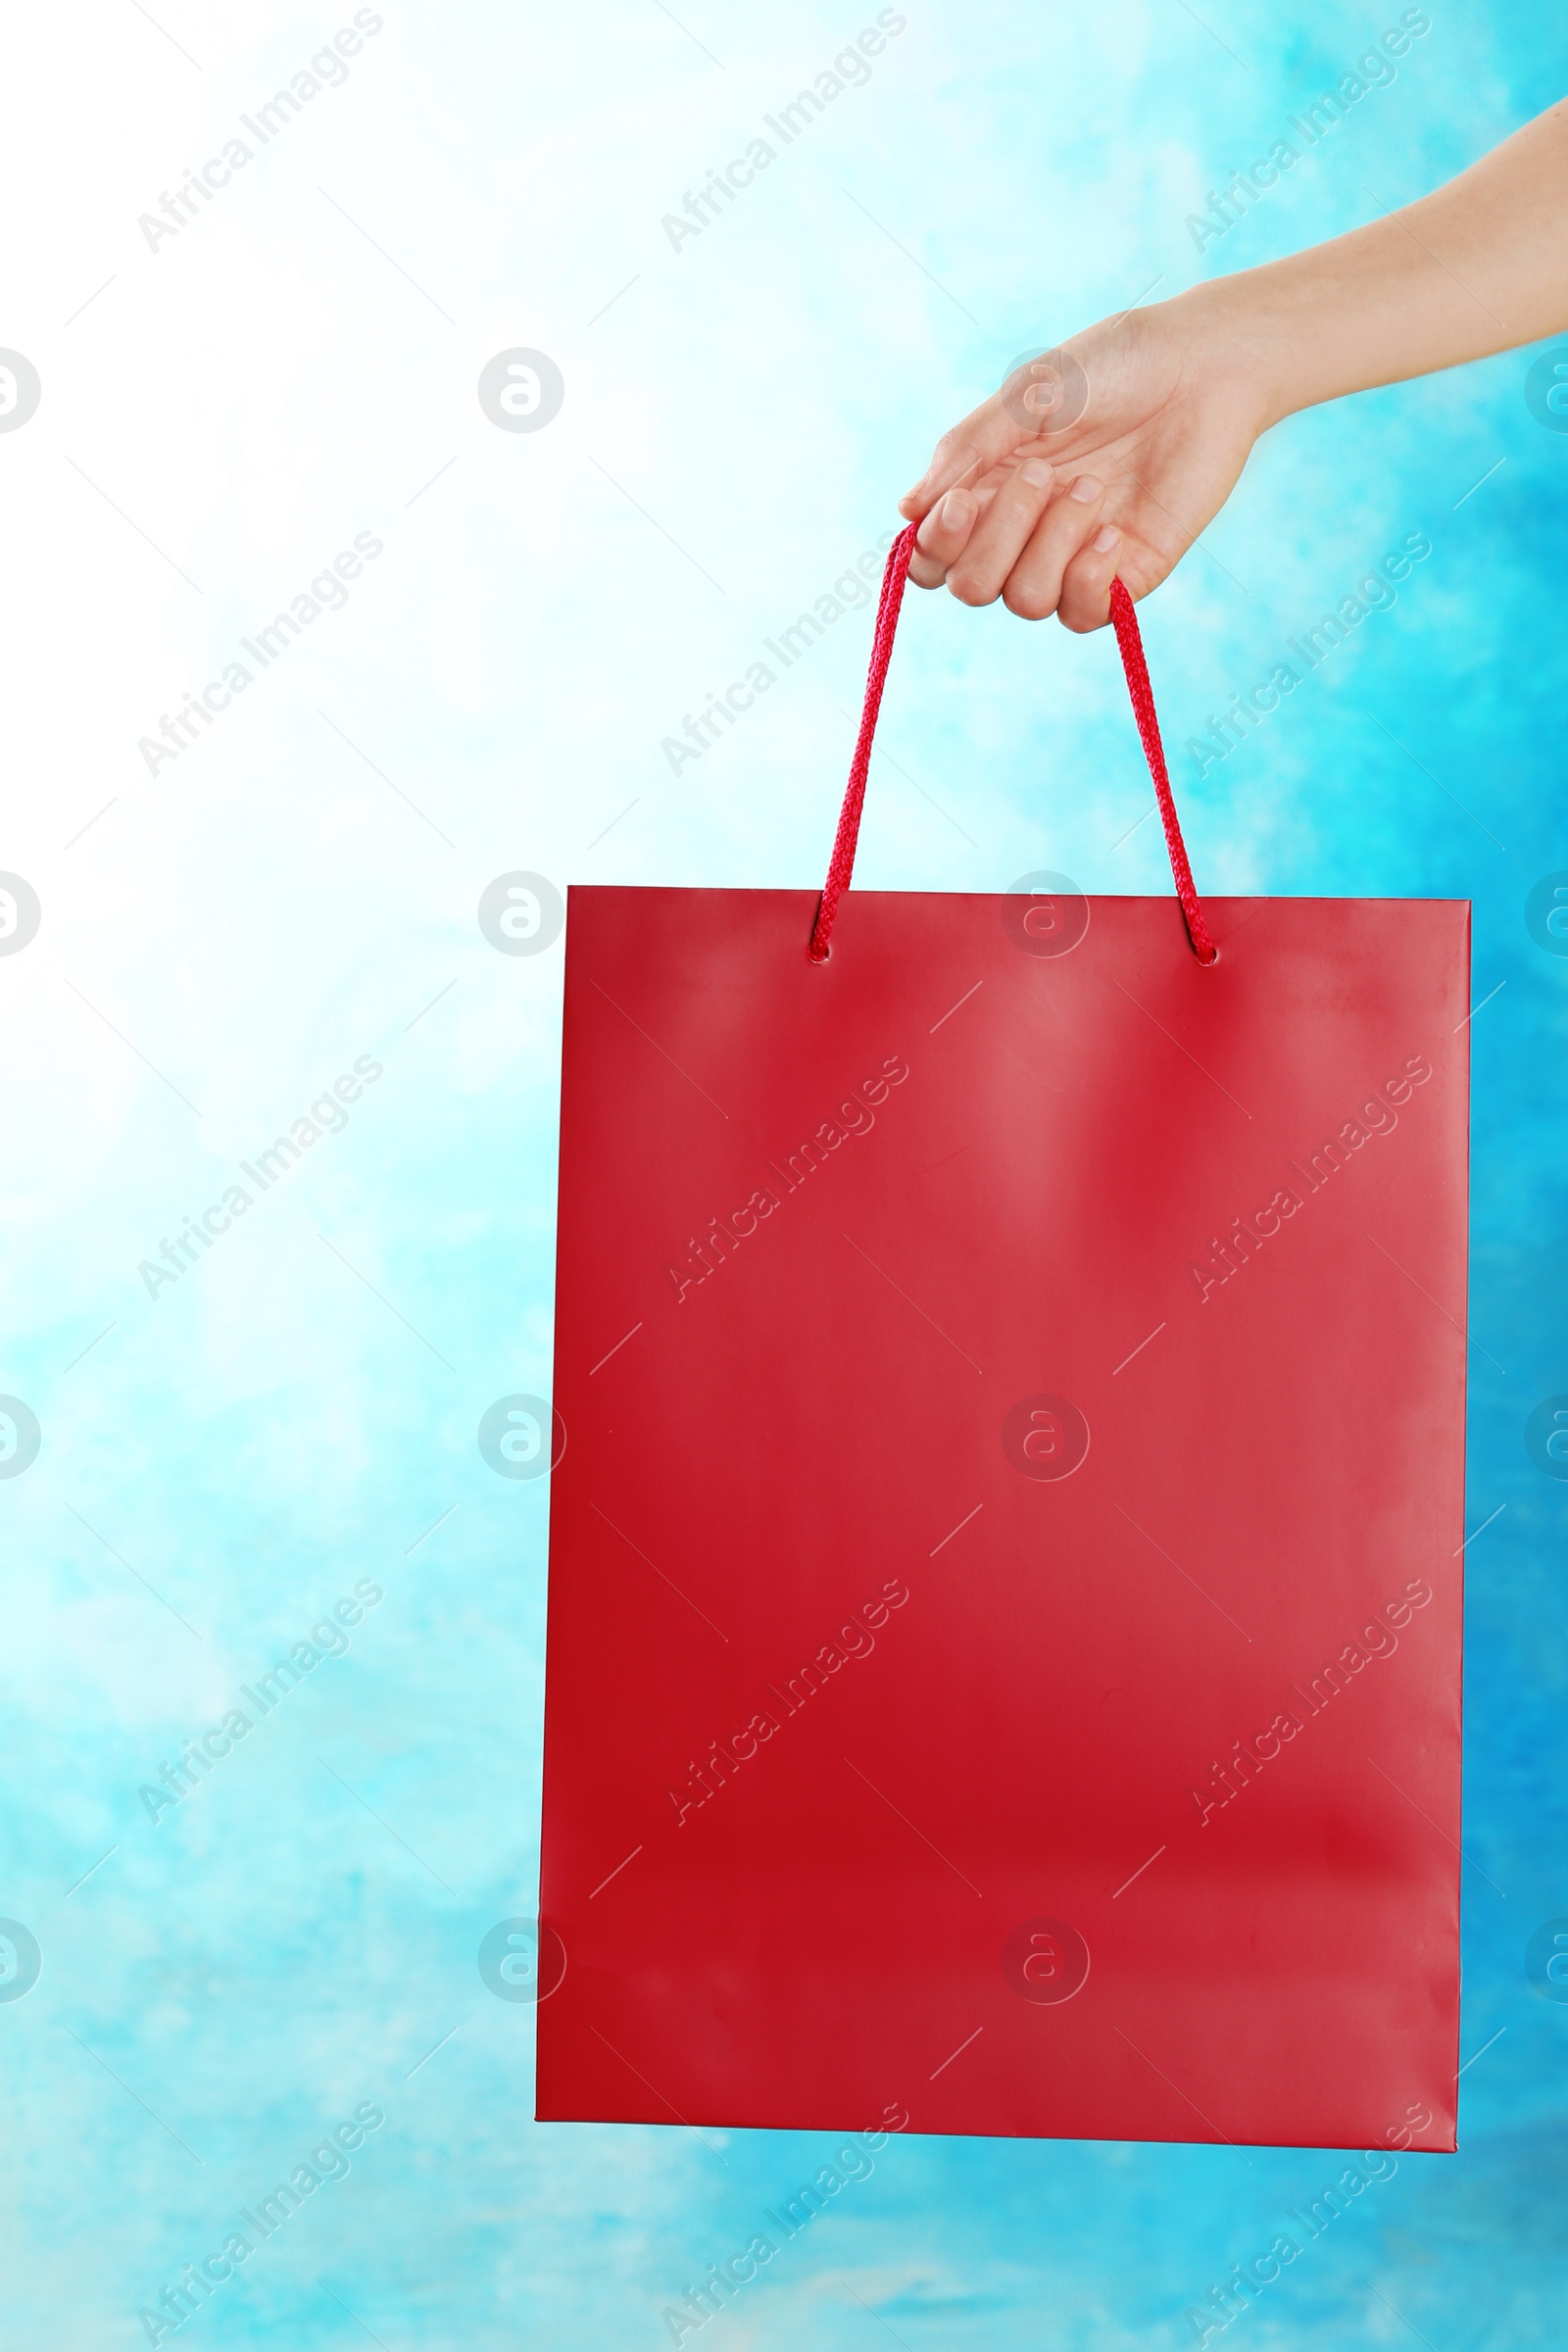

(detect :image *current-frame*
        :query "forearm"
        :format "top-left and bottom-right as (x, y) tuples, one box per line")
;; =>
(1180, 97), (1568, 427)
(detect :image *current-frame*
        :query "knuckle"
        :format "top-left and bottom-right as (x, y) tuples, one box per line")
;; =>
(1058, 603), (1105, 635)
(946, 569), (994, 609)
(1003, 580), (1053, 621)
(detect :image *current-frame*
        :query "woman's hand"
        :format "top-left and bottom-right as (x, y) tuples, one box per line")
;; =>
(898, 290), (1272, 632)
(898, 96), (1568, 631)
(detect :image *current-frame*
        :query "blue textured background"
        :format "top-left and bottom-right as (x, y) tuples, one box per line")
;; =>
(2, 1), (1564, 2344)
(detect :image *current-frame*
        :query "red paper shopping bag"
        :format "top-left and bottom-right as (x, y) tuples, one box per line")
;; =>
(536, 540), (1467, 2149)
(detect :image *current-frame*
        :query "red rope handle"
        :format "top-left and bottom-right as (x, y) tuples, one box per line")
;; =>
(808, 524), (917, 961)
(808, 530), (1216, 965)
(1106, 576), (1215, 964)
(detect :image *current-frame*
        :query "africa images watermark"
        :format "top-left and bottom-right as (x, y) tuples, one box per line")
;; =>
(137, 532), (383, 778)
(667, 1576), (911, 1825)
(136, 1579), (384, 1824)
(665, 1053), (910, 1300)
(661, 2104), (909, 2346)
(1182, 530), (1431, 778)
(137, 10), (386, 254)
(661, 529), (902, 776)
(1182, 2101), (1435, 2344)
(661, 11), (907, 255)
(1188, 1577), (1435, 1827)
(1186, 10), (1433, 255)
(136, 2102), (386, 2343)
(137, 1053), (384, 1299)
(1186, 1054), (1435, 1301)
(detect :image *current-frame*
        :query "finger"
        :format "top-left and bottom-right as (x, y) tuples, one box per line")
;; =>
(908, 485), (980, 588)
(1057, 524), (1125, 634)
(910, 462), (1028, 584)
(898, 391), (1029, 523)
(946, 460), (1057, 607)
(1000, 473), (1108, 620)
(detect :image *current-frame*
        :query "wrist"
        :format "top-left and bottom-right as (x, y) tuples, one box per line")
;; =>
(1161, 277), (1294, 433)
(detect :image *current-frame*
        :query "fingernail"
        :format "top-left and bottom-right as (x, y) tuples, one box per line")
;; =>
(1019, 459), (1053, 489)
(1093, 525), (1120, 554)
(1069, 474), (1103, 504)
(940, 487), (974, 528)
